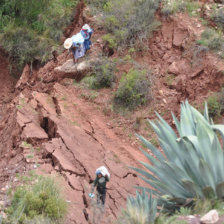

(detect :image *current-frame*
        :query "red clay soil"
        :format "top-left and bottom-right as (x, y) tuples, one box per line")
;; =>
(0, 5), (145, 224)
(0, 5), (224, 224)
(0, 50), (16, 116)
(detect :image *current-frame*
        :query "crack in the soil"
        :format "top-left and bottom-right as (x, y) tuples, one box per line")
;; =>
(87, 120), (94, 134)
(59, 137), (91, 181)
(107, 191), (118, 210)
(84, 129), (98, 142)
(108, 204), (117, 219)
(60, 172), (83, 191)
(52, 96), (62, 116)
(44, 142), (90, 222)
(122, 172), (137, 179)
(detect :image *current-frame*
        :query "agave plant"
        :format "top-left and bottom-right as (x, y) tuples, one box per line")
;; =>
(118, 190), (157, 224)
(133, 101), (224, 210)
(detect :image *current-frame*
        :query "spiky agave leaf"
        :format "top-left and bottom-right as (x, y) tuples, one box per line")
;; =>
(119, 190), (157, 224)
(134, 101), (224, 210)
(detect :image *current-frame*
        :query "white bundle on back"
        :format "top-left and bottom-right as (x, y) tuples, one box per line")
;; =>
(96, 166), (110, 180)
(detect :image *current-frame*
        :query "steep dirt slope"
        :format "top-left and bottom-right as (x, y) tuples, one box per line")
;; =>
(146, 13), (224, 118)
(0, 5), (145, 224)
(0, 4), (224, 224)
(0, 50), (16, 119)
(0, 57), (145, 223)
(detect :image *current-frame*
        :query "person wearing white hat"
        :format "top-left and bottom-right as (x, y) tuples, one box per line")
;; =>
(80, 24), (93, 53)
(64, 33), (85, 63)
(63, 38), (73, 50)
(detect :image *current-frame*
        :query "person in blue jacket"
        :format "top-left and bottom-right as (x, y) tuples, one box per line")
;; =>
(80, 24), (93, 53)
(64, 33), (85, 63)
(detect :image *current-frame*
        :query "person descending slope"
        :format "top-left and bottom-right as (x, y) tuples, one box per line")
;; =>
(64, 32), (85, 63)
(89, 166), (110, 206)
(80, 24), (93, 53)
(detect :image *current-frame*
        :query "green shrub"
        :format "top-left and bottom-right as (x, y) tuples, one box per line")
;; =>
(114, 69), (151, 110)
(212, 7), (224, 30)
(85, 0), (110, 11)
(88, 0), (160, 48)
(161, 0), (199, 17)
(207, 94), (221, 118)
(118, 191), (157, 224)
(24, 215), (53, 224)
(102, 34), (117, 49)
(161, 0), (187, 16)
(0, 0), (78, 75)
(83, 58), (116, 89)
(207, 89), (224, 118)
(6, 175), (67, 223)
(0, 27), (52, 76)
(197, 28), (224, 56)
(133, 101), (224, 212)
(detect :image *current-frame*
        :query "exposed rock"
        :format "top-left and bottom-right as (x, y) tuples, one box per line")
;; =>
(21, 122), (48, 140)
(54, 59), (96, 80)
(173, 28), (189, 48)
(168, 62), (179, 75)
(200, 210), (219, 224)
(17, 111), (32, 128)
(15, 64), (30, 89)
(32, 92), (57, 116)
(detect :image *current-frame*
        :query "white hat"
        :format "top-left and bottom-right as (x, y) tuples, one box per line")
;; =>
(82, 24), (90, 30)
(63, 38), (73, 49)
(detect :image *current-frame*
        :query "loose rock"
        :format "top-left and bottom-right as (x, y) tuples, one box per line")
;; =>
(200, 210), (219, 224)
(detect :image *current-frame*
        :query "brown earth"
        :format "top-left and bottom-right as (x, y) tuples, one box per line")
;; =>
(0, 4), (224, 224)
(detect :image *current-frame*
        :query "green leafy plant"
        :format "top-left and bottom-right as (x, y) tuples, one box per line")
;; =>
(161, 0), (199, 17)
(207, 94), (221, 118)
(0, 0), (78, 75)
(114, 69), (151, 110)
(6, 175), (67, 223)
(24, 215), (54, 224)
(118, 190), (157, 224)
(197, 28), (224, 58)
(88, 0), (160, 48)
(133, 101), (224, 212)
(83, 58), (116, 89)
(212, 7), (224, 30)
(102, 34), (117, 50)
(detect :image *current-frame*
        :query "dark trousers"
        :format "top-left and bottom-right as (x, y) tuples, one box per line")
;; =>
(97, 189), (106, 205)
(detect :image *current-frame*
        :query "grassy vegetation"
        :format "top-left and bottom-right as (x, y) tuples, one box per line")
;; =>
(197, 28), (224, 58)
(87, 0), (160, 49)
(161, 0), (200, 17)
(82, 58), (116, 89)
(207, 88), (224, 119)
(4, 175), (67, 224)
(118, 191), (157, 224)
(212, 6), (224, 31)
(114, 69), (152, 110)
(0, 0), (78, 76)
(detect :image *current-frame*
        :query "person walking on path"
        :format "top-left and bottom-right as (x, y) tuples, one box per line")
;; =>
(90, 168), (109, 206)
(80, 24), (93, 53)
(64, 32), (85, 63)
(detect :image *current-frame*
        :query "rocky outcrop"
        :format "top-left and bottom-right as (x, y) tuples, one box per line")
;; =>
(200, 210), (219, 224)
(54, 59), (95, 81)
(9, 88), (143, 224)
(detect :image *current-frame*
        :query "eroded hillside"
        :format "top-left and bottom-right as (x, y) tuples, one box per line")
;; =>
(0, 0), (224, 224)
